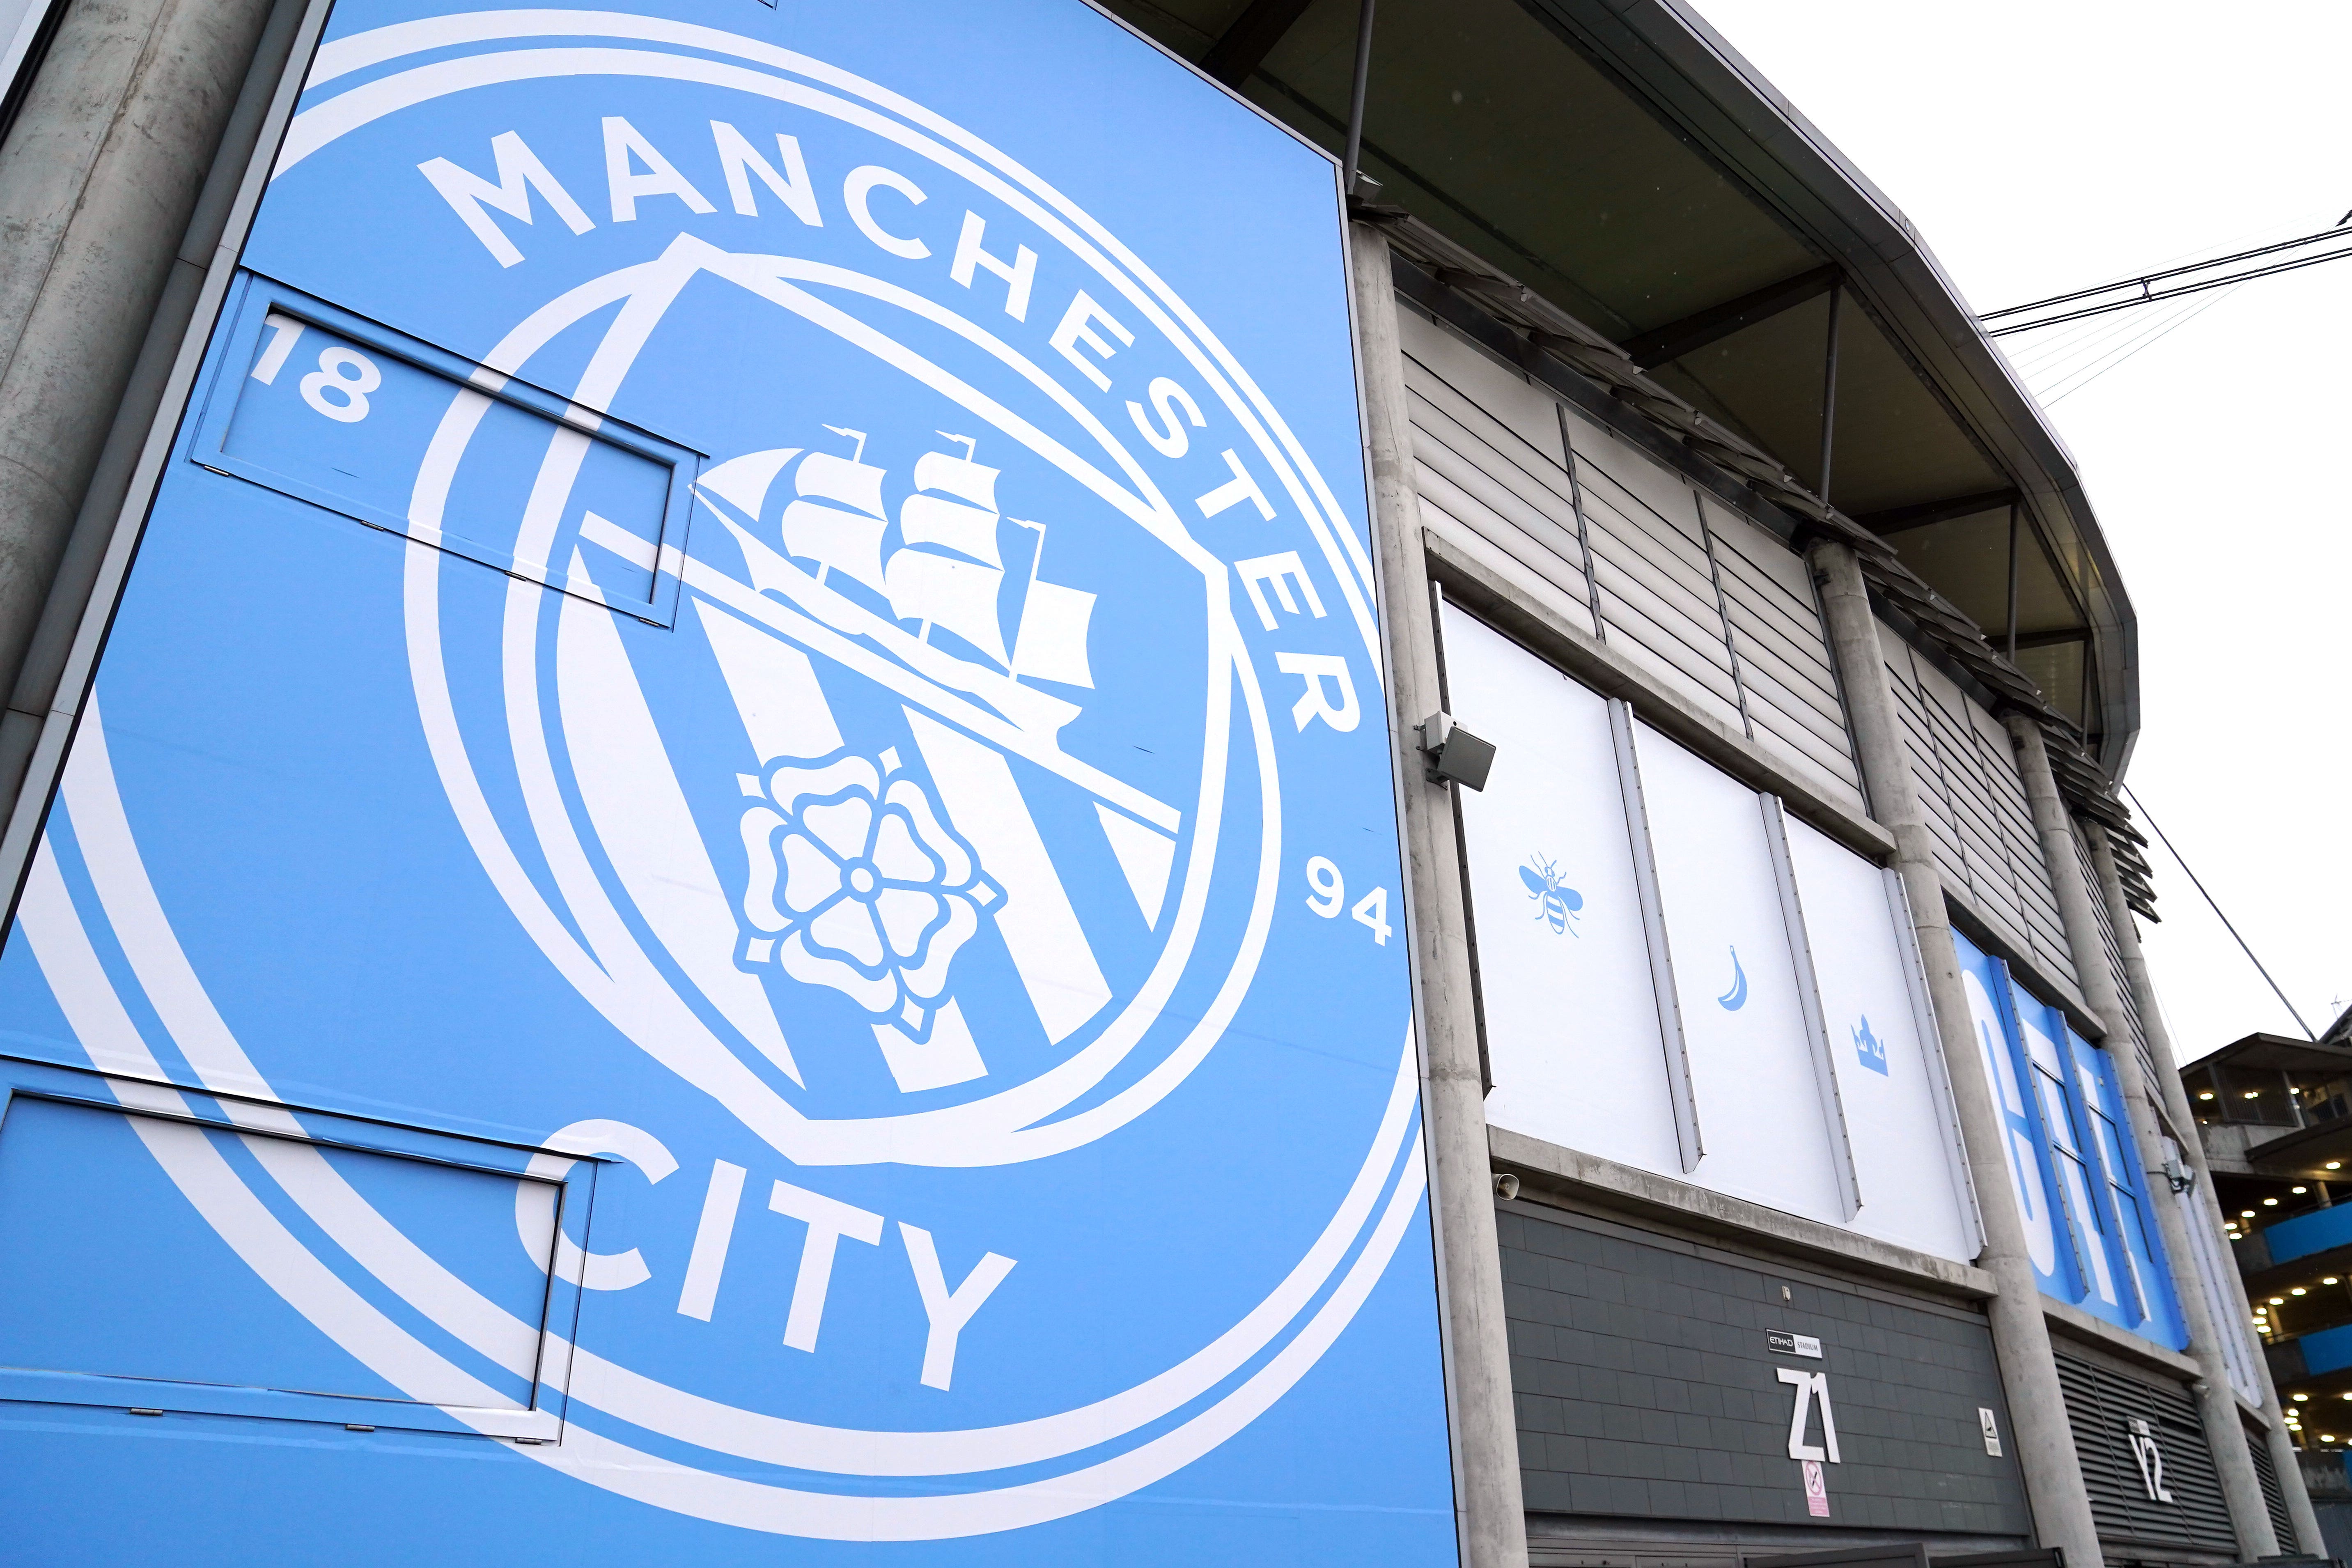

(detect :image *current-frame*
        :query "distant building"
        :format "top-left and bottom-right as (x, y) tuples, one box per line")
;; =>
(2183, 1008), (2352, 1554)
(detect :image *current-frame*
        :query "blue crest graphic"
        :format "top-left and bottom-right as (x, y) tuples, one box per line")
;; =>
(0, 3), (1458, 1562)
(1516, 852), (1582, 935)
(1852, 1014), (1889, 1075)
(1716, 946), (1749, 1011)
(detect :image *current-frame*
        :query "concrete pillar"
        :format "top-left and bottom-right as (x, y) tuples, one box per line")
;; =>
(2082, 818), (2327, 1554)
(2006, 715), (2280, 1559)
(1351, 220), (1528, 1568)
(0, 0), (282, 814)
(1809, 538), (2104, 1568)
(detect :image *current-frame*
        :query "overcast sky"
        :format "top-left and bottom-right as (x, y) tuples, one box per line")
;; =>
(1688, 0), (2352, 1062)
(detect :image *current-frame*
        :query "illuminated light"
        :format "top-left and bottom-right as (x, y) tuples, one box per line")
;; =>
(2200, 1091), (2215, 1100)
(2331, 1162), (2343, 1170)
(2296, 1394), (2312, 1402)
(2246, 1090), (2263, 1098)
(2296, 1288), (2310, 1295)
(2245, 1210), (2259, 1217)
(2267, 1198), (2282, 1206)
(2296, 1187), (2311, 1194)
(2327, 1278), (2342, 1286)
(2274, 1297), (2288, 1304)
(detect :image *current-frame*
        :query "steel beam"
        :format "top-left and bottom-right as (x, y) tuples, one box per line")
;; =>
(1618, 262), (1838, 368)
(2008, 628), (2088, 653)
(1199, 0), (1315, 87)
(1857, 487), (2021, 537)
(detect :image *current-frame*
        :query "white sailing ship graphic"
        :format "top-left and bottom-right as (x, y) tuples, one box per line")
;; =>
(647, 422), (1184, 1098)
(693, 428), (1097, 743)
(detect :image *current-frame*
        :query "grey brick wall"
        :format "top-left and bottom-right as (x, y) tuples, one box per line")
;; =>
(1501, 1200), (2033, 1538)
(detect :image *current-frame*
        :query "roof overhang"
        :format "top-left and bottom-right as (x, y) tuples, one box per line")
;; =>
(1103, 0), (2141, 768)
(1575, 0), (2138, 769)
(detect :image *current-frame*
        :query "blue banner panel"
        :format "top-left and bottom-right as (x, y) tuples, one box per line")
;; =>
(0, 3), (1457, 1562)
(1949, 931), (2183, 1351)
(1949, 930), (2073, 1299)
(2064, 1022), (2185, 1349)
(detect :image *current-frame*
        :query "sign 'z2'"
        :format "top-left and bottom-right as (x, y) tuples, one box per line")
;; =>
(0, 2), (1455, 1563)
(2129, 1418), (2174, 1503)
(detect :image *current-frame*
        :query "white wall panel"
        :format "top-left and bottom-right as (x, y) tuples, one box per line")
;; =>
(1632, 720), (1843, 1224)
(1440, 605), (1684, 1173)
(1783, 813), (1976, 1260)
(1440, 603), (1980, 1265)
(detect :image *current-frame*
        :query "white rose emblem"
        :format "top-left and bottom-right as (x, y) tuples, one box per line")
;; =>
(736, 750), (1000, 1038)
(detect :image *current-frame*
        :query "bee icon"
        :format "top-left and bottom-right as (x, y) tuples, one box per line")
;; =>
(1518, 853), (1583, 935)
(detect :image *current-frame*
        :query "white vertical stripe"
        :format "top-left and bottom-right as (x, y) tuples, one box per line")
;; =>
(904, 709), (1109, 1045)
(558, 573), (802, 1083)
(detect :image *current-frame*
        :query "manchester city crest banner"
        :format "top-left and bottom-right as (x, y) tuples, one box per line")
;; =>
(0, 1), (1457, 1562)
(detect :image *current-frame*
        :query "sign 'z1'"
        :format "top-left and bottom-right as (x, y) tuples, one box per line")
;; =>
(0, 3), (1456, 1563)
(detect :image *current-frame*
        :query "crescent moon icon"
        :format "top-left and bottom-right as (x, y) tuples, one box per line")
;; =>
(1716, 946), (1749, 1011)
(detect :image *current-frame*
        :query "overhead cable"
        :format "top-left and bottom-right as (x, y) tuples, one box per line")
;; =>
(1981, 223), (2352, 336)
(2121, 782), (2318, 1040)
(2040, 284), (2248, 406)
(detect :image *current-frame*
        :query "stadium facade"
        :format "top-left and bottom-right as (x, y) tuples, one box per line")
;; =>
(0, 1), (2314, 1566)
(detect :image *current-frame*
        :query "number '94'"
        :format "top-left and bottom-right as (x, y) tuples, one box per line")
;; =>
(1303, 856), (1391, 945)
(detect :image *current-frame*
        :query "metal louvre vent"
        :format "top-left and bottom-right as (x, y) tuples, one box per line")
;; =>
(2247, 1421), (2297, 1553)
(2055, 1352), (2235, 1554)
(1703, 499), (1865, 809)
(1882, 636), (2078, 989)
(2072, 826), (2160, 1094)
(1396, 314), (1867, 817)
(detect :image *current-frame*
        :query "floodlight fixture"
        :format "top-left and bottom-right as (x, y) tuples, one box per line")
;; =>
(1416, 712), (1495, 791)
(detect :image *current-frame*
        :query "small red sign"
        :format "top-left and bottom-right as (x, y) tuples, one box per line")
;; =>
(1802, 1459), (1830, 1517)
